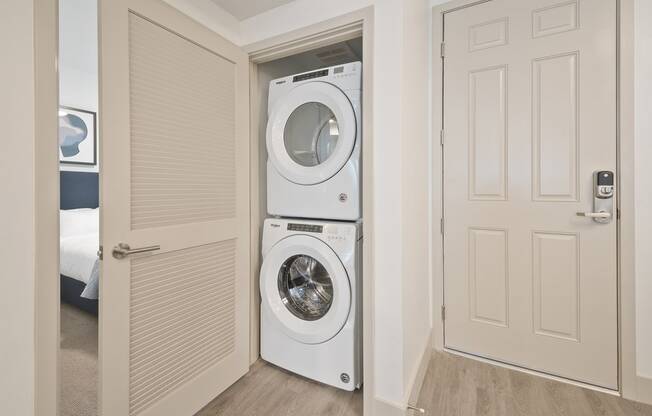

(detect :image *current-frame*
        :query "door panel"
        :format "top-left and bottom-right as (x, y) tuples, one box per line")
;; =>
(532, 231), (580, 341)
(468, 228), (509, 327)
(468, 65), (507, 200)
(129, 241), (237, 415)
(443, 0), (617, 389)
(129, 13), (237, 229)
(99, 0), (250, 414)
(532, 52), (579, 201)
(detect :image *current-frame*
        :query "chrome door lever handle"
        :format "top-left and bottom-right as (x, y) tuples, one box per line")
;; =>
(112, 243), (160, 259)
(407, 404), (426, 414)
(576, 211), (612, 219)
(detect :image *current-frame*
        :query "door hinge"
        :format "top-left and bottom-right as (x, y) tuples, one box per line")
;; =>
(97, 245), (103, 261)
(440, 42), (446, 58)
(441, 305), (446, 321)
(440, 129), (445, 146)
(617, 208), (621, 220)
(440, 218), (444, 235)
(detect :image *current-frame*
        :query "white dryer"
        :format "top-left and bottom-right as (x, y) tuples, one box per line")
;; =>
(260, 218), (362, 390)
(266, 62), (362, 221)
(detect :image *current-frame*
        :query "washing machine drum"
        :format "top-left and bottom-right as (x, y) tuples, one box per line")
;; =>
(266, 81), (357, 185)
(261, 235), (352, 344)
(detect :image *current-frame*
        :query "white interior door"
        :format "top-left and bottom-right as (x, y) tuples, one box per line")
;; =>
(99, 0), (250, 414)
(443, 0), (618, 389)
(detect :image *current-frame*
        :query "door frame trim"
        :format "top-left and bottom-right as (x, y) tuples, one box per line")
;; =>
(34, 0), (60, 414)
(243, 7), (375, 416)
(431, 0), (650, 403)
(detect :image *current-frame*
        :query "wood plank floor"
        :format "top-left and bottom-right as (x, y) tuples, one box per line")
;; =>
(60, 300), (652, 416)
(416, 351), (652, 416)
(194, 360), (362, 416)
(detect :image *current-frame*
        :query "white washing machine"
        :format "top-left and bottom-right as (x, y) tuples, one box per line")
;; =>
(266, 62), (362, 221)
(260, 218), (362, 390)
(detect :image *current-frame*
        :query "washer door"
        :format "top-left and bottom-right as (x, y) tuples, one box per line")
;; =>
(260, 235), (352, 344)
(266, 82), (357, 185)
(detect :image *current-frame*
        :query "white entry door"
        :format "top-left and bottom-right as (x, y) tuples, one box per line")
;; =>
(99, 0), (250, 415)
(443, 0), (617, 389)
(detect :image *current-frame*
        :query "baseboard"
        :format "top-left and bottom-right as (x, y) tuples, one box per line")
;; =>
(406, 330), (433, 406)
(372, 397), (406, 416)
(374, 330), (433, 416)
(372, 330), (433, 416)
(623, 374), (652, 405)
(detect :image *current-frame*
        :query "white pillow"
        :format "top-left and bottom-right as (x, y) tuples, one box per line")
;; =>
(60, 208), (99, 239)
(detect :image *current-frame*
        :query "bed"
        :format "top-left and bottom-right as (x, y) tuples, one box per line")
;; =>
(60, 171), (99, 315)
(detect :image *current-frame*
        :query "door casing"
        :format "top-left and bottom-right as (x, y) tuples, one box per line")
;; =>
(430, 0), (648, 404)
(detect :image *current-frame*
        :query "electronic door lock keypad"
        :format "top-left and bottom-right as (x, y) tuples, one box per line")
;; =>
(577, 170), (615, 224)
(595, 171), (614, 199)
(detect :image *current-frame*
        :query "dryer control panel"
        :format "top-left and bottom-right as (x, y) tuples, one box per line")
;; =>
(292, 69), (329, 83)
(287, 223), (323, 233)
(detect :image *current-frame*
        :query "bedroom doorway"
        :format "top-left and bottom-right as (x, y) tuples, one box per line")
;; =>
(58, 0), (100, 415)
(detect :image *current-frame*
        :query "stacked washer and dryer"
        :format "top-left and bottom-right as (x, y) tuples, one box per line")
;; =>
(260, 61), (363, 391)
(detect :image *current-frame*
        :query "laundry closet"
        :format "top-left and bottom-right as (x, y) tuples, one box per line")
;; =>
(249, 37), (365, 394)
(50, 0), (373, 410)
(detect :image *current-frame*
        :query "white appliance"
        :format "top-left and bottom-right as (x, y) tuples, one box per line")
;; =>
(260, 218), (362, 390)
(266, 62), (362, 221)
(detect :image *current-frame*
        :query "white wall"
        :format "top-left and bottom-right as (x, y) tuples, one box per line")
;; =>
(59, 0), (97, 112)
(239, 0), (374, 45)
(367, 0), (406, 404)
(0, 1), (37, 414)
(59, 0), (99, 173)
(162, 0), (241, 44)
(400, 0), (431, 393)
(635, 0), (652, 380)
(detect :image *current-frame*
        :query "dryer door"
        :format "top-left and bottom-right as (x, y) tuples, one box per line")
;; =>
(266, 82), (357, 185)
(260, 234), (352, 344)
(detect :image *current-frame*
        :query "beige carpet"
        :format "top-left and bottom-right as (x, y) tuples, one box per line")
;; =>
(60, 302), (98, 416)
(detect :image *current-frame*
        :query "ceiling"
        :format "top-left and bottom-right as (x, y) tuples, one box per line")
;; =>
(209, 0), (295, 20)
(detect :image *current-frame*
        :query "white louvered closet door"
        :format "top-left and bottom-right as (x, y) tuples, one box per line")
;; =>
(99, 0), (250, 415)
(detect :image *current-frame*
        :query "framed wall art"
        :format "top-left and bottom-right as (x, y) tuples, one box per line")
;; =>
(59, 106), (97, 166)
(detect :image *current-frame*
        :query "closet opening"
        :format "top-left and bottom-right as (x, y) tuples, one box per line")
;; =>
(58, 0), (100, 415)
(240, 23), (370, 414)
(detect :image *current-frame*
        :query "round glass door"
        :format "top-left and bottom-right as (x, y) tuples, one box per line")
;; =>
(283, 102), (340, 167)
(259, 234), (352, 344)
(278, 254), (334, 321)
(266, 82), (357, 185)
